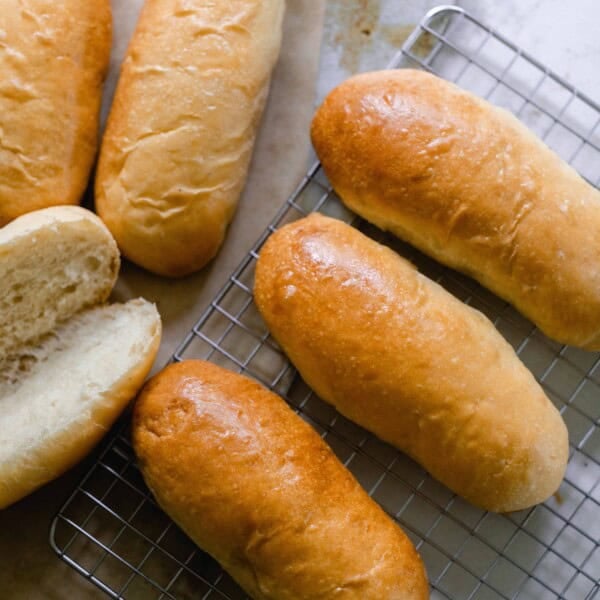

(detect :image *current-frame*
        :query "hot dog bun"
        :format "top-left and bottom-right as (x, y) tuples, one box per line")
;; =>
(311, 69), (600, 350)
(0, 206), (161, 508)
(133, 360), (429, 599)
(0, 0), (111, 225)
(96, 0), (284, 277)
(254, 214), (568, 512)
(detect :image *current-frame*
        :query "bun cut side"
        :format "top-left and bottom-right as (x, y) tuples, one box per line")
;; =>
(133, 360), (429, 599)
(0, 206), (161, 508)
(0, 301), (161, 509)
(0, 206), (119, 362)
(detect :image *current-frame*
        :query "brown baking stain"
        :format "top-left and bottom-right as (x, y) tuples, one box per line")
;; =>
(326, 1), (436, 75)
(379, 24), (415, 49)
(553, 490), (564, 504)
(326, 0), (381, 73)
(380, 23), (436, 58)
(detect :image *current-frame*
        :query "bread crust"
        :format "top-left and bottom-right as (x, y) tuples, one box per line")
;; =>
(0, 204), (117, 251)
(311, 69), (600, 350)
(133, 360), (429, 599)
(254, 214), (568, 512)
(0, 0), (112, 225)
(96, 0), (284, 277)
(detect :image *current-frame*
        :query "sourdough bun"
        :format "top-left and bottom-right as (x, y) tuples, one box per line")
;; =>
(96, 0), (285, 277)
(0, 206), (161, 508)
(311, 69), (600, 350)
(133, 360), (429, 599)
(254, 214), (568, 513)
(0, 0), (112, 225)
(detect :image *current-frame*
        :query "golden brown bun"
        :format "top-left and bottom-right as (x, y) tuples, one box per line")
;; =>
(311, 69), (600, 350)
(254, 214), (568, 513)
(95, 0), (284, 277)
(0, 0), (112, 225)
(133, 360), (429, 599)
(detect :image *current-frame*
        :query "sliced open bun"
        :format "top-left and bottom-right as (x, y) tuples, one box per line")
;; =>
(0, 206), (120, 361)
(0, 206), (161, 508)
(0, 300), (161, 508)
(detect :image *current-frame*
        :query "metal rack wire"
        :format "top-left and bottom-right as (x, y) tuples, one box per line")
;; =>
(50, 5), (600, 599)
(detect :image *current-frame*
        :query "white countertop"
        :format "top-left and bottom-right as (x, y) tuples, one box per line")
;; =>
(319, 0), (600, 102)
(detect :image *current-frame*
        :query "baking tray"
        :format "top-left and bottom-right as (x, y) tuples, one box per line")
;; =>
(50, 6), (600, 599)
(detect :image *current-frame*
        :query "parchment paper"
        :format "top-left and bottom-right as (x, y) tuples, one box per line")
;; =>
(0, 1), (325, 596)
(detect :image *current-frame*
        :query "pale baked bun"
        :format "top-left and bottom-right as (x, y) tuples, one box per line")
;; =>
(311, 69), (600, 350)
(133, 360), (429, 599)
(96, 0), (285, 277)
(254, 214), (568, 513)
(0, 206), (119, 361)
(0, 300), (161, 509)
(0, 206), (161, 508)
(0, 0), (112, 225)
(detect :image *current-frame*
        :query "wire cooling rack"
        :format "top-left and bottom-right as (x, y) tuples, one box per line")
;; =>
(50, 5), (600, 599)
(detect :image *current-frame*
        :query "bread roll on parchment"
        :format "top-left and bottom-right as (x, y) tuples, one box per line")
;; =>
(0, 0), (112, 225)
(133, 360), (429, 599)
(254, 214), (568, 513)
(96, 0), (284, 277)
(311, 69), (600, 350)
(0, 206), (161, 508)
